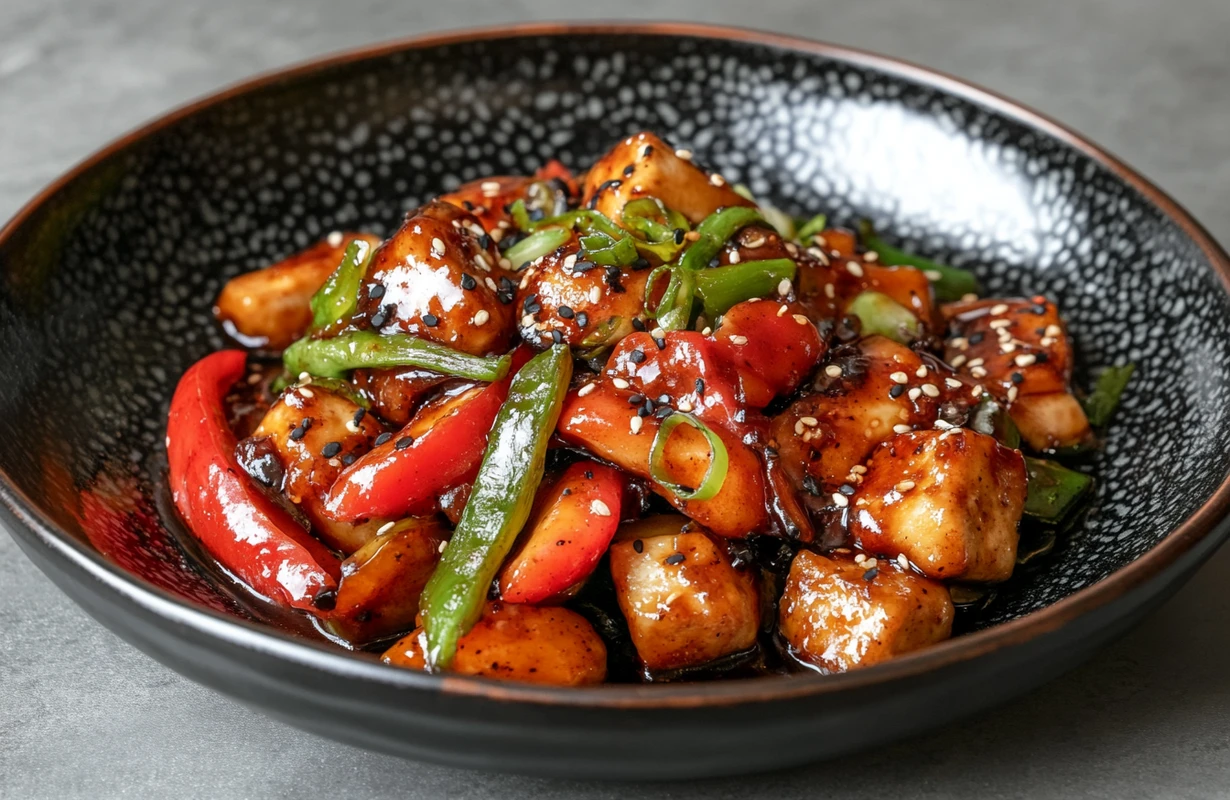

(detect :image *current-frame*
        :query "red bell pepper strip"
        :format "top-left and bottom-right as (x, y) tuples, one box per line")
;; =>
(498, 462), (625, 604)
(166, 350), (340, 612)
(323, 347), (532, 523)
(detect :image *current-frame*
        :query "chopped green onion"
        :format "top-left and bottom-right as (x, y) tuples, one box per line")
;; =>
(795, 213), (828, 243)
(1083, 364), (1135, 426)
(504, 226), (571, 267)
(621, 197), (690, 262)
(646, 263), (696, 332)
(532, 208), (626, 239)
(969, 394), (1021, 449)
(857, 220), (979, 302)
(1024, 457), (1094, 524)
(508, 198), (532, 231)
(845, 291), (924, 344)
(283, 330), (510, 382)
(578, 231), (638, 267)
(308, 239), (376, 332)
(649, 412), (730, 502)
(693, 258), (797, 318)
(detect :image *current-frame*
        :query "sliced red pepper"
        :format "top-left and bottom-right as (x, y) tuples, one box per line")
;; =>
(166, 350), (340, 612)
(323, 346), (531, 522)
(498, 462), (625, 604)
(711, 299), (826, 408)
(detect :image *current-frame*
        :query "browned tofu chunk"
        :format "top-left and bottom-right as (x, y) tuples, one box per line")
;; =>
(381, 602), (607, 686)
(609, 521), (760, 672)
(582, 131), (754, 225)
(850, 429), (1027, 582)
(779, 550), (953, 673)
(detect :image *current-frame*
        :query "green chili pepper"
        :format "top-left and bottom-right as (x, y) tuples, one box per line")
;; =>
(857, 220), (979, 302)
(1024, 456), (1094, 524)
(508, 199), (533, 231)
(531, 208), (626, 239)
(621, 197), (690, 261)
(969, 394), (1021, 449)
(578, 231), (639, 267)
(649, 412), (730, 501)
(795, 213), (828, 243)
(419, 345), (573, 669)
(283, 330), (510, 382)
(1083, 364), (1135, 427)
(504, 226), (571, 268)
(693, 258), (797, 319)
(845, 291), (924, 344)
(308, 239), (377, 332)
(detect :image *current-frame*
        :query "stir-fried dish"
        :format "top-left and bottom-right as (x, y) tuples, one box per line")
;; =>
(166, 132), (1132, 685)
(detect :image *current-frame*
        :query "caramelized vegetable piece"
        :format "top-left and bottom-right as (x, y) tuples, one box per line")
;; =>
(328, 519), (448, 646)
(351, 366), (453, 427)
(609, 521), (760, 673)
(770, 336), (970, 494)
(582, 131), (754, 224)
(382, 602), (607, 686)
(942, 296), (1091, 451)
(250, 382), (387, 554)
(779, 550), (953, 673)
(850, 429), (1027, 582)
(558, 382), (767, 537)
(711, 299), (826, 407)
(215, 233), (380, 349)
(499, 462), (625, 604)
(356, 200), (515, 356)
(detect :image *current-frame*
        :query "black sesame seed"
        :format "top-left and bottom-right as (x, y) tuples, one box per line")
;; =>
(499, 276), (515, 292)
(633, 539), (644, 553)
(374, 432), (393, 446)
(562, 488), (572, 496)
(558, 305), (575, 319)
(642, 144), (654, 157)
(863, 567), (879, 581)
(657, 394), (671, 404)
(341, 453), (357, 466)
(970, 332), (985, 345)
(575, 311), (589, 328)
(889, 384), (905, 398)
(695, 378), (705, 395)
(572, 260), (596, 272)
(629, 394), (645, 405)
(551, 329), (563, 345)
(461, 200), (475, 211)
(523, 294), (539, 311)
(637, 406), (650, 417)
(526, 302), (542, 315)
(630, 349), (646, 364)
(665, 553), (686, 566)
(312, 589), (337, 611)
(802, 475), (821, 496)
(653, 336), (666, 350)
(1011, 372), (1025, 384)
(839, 483), (856, 496)
(631, 318), (646, 332)
(1035, 352), (1048, 363)
(623, 164), (635, 177)
(369, 284), (386, 300)
(478, 233), (492, 250)
(654, 406), (673, 419)
(673, 228), (685, 245)
(352, 408), (366, 425)
(321, 441), (342, 458)
(1031, 304), (1048, 315)
(289, 426), (307, 442)
(632, 257), (651, 271)
(497, 291), (514, 305)
(395, 436), (414, 450)
(643, 399), (655, 415)
(370, 313), (387, 328)
(460, 273), (477, 290)
(423, 313), (439, 327)
(584, 470), (594, 480)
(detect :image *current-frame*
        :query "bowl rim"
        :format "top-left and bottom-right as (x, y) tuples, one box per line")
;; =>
(3, 20), (1230, 710)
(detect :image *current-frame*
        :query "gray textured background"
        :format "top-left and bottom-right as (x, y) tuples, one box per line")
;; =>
(2, 0), (1228, 797)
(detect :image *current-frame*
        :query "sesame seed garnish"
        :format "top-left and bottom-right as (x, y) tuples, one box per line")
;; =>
(473, 252), (491, 272)
(321, 441), (342, 458)
(460, 273), (477, 291)
(563, 254), (577, 270)
(962, 293), (979, 302)
(864, 251), (879, 262)
(299, 388), (314, 398)
(326, 231), (344, 247)
(895, 480), (916, 492)
(709, 173), (726, 187)
(701, 327), (712, 335)
(945, 378), (962, 389)
(971, 384), (985, 398)
(374, 432), (392, 447)
(677, 399), (694, 412)
(422, 313), (439, 327)
(590, 499), (612, 517)
(472, 309), (490, 326)
(650, 326), (666, 339)
(395, 436), (414, 450)
(675, 148), (693, 160)
(1014, 354), (1037, 367)
(485, 277), (498, 291)
(908, 388), (921, 401)
(924, 269), (942, 281)
(612, 378), (630, 389)
(846, 261), (865, 278)
(825, 364), (843, 378)
(951, 355), (968, 368)
(630, 349), (646, 363)
(989, 318), (1012, 330)
(521, 314), (535, 327)
(589, 286), (602, 304)
(793, 314), (810, 326)
(430, 237), (446, 257)
(1040, 336), (1057, 347)
(832, 493), (849, 508)
(970, 366), (988, 378)
(498, 257), (512, 270)
(345, 420), (361, 434)
(854, 553), (868, 565)
(1001, 342), (1017, 354)
(800, 416), (819, 427)
(888, 384), (905, 399)
(890, 371), (909, 384)
(824, 283), (836, 299)
(1045, 324), (1062, 338)
(851, 465), (868, 474)
(377, 521), (397, 535)
(577, 382), (596, 397)
(967, 357), (985, 367)
(990, 303), (1009, 315)
(774, 278), (792, 297)
(915, 365), (928, 378)
(893, 424), (912, 434)
(558, 305), (575, 319)
(729, 335), (749, 345)
(728, 250), (741, 264)
(480, 180), (500, 196)
(746, 234), (767, 249)
(934, 420), (955, 430)
(921, 383), (940, 397)
(897, 553), (910, 569)
(1007, 386), (1019, 403)
(630, 416), (643, 435)
(950, 337), (969, 351)
(777, 304), (789, 317)
(665, 552), (686, 565)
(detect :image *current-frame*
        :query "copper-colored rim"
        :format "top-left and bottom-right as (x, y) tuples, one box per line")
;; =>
(3, 21), (1229, 710)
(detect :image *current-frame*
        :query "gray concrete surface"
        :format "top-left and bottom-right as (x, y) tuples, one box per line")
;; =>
(2, 0), (1228, 797)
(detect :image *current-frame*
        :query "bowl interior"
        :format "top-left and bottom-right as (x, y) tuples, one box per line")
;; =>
(2, 28), (1228, 644)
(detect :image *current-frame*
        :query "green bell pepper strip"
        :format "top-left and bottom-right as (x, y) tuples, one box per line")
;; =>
(1024, 456), (1094, 524)
(794, 213), (828, 243)
(845, 290), (924, 344)
(1083, 364), (1135, 426)
(504, 226), (571, 268)
(857, 220), (979, 302)
(621, 197), (690, 262)
(649, 412), (730, 501)
(308, 239), (376, 332)
(578, 231), (639, 267)
(419, 344), (573, 669)
(969, 393), (1021, 449)
(283, 330), (510, 382)
(693, 258), (797, 319)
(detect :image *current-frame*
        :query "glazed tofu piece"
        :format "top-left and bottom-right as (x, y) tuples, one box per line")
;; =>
(381, 602), (607, 686)
(355, 200), (516, 356)
(214, 232), (381, 349)
(942, 296), (1091, 451)
(850, 429), (1027, 582)
(249, 383), (387, 554)
(609, 522), (760, 672)
(779, 550), (953, 673)
(582, 131), (754, 225)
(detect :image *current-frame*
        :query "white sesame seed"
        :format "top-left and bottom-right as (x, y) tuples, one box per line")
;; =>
(498, 257), (512, 270)
(890, 371), (909, 384)
(1014, 353), (1037, 367)
(745, 235), (767, 249)
(521, 314), (535, 327)
(921, 383), (940, 397)
(1040, 337), (1057, 347)
(709, 173), (726, 186)
(1001, 342), (1017, 354)
(589, 287), (602, 304)
(970, 366), (988, 378)
(785, 242), (799, 256)
(612, 378), (630, 389)
(472, 252), (491, 272)
(850, 464), (868, 474)
(800, 416), (819, 427)
(950, 337), (969, 351)
(777, 304), (789, 317)
(967, 358), (985, 367)
(824, 283), (836, 299)
(934, 419), (955, 430)
(846, 261), (865, 278)
(777, 278), (792, 296)
(563, 254), (577, 270)
(988, 318), (1012, 329)
(825, 364), (843, 378)
(298, 388), (314, 398)
(962, 293), (979, 302)
(438, 539), (448, 553)
(481, 180), (501, 196)
(345, 420), (360, 433)
(675, 148), (693, 160)
(1007, 386), (1019, 403)
(832, 493), (849, 508)
(951, 354), (968, 368)
(485, 277), (498, 291)
(1045, 324), (1063, 338)
(908, 387), (922, 401)
(677, 399), (694, 412)
(650, 326), (666, 339)
(630, 416), (643, 435)
(790, 314), (809, 327)
(893, 424), (912, 434)
(915, 365), (928, 378)
(490, 228), (505, 243)
(945, 378), (962, 389)
(326, 231), (344, 247)
(990, 303), (1010, 315)
(864, 251), (879, 262)
(377, 521), (396, 535)
(473, 309), (490, 326)
(971, 384), (985, 397)
(729, 335), (749, 345)
(578, 382), (596, 397)
(701, 327), (712, 336)
(924, 269), (942, 281)
(895, 480), (916, 492)
(298, 372), (311, 382)
(728, 250), (740, 264)
(854, 552), (867, 565)
(897, 553), (910, 569)
(590, 499), (612, 517)
(794, 419), (806, 436)
(430, 237), (446, 257)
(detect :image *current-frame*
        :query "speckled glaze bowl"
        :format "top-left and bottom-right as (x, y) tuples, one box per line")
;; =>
(2, 23), (1229, 779)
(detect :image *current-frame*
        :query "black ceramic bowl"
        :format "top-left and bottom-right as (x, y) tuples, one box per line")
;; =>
(2, 23), (1229, 779)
